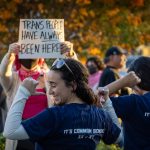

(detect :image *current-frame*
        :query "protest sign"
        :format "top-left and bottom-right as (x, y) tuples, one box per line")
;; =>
(19, 19), (64, 58)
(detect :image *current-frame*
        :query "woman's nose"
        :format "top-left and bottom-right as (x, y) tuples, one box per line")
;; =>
(48, 87), (54, 95)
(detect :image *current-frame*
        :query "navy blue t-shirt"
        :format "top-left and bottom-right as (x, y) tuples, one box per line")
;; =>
(22, 103), (120, 150)
(111, 93), (150, 150)
(99, 66), (118, 87)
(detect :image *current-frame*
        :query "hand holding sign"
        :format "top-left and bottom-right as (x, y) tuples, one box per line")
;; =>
(60, 41), (74, 56)
(8, 43), (20, 54)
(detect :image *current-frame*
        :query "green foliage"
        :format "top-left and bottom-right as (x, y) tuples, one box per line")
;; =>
(0, 135), (122, 150)
(97, 142), (122, 150)
(0, 134), (5, 150)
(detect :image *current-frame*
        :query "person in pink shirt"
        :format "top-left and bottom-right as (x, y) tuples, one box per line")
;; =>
(86, 56), (105, 92)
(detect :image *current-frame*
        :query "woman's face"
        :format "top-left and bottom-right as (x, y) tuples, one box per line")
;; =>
(47, 70), (73, 105)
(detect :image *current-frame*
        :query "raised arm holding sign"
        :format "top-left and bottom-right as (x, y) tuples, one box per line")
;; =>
(0, 18), (77, 150)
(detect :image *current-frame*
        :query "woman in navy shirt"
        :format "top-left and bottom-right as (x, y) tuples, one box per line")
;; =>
(3, 58), (122, 150)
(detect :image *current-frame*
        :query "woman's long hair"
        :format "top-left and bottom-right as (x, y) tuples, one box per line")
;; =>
(51, 58), (99, 106)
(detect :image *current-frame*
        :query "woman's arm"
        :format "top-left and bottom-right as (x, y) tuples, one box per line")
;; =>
(0, 43), (19, 92)
(3, 78), (39, 140)
(103, 98), (124, 147)
(3, 85), (30, 140)
(106, 71), (141, 95)
(60, 41), (78, 60)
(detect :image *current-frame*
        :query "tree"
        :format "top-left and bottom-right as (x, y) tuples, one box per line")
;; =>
(0, 0), (150, 60)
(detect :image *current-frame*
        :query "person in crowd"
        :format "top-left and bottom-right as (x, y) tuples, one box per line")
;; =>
(86, 56), (105, 92)
(98, 56), (150, 150)
(85, 56), (123, 148)
(0, 41), (76, 150)
(3, 58), (122, 150)
(98, 46), (128, 96)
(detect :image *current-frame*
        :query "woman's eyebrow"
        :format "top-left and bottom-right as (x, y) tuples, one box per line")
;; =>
(48, 81), (56, 84)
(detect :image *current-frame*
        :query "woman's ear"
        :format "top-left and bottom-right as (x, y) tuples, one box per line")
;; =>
(70, 81), (77, 92)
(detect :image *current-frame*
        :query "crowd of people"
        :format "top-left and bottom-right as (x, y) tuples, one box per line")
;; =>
(0, 41), (150, 150)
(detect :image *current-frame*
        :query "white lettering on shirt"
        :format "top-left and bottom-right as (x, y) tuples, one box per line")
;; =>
(74, 129), (92, 134)
(63, 128), (105, 142)
(145, 112), (150, 117)
(64, 129), (73, 134)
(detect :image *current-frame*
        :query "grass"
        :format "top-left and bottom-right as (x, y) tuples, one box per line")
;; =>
(97, 142), (122, 150)
(0, 134), (121, 150)
(0, 134), (5, 150)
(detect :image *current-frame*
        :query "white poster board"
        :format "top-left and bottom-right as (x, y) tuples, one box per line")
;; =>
(18, 19), (64, 59)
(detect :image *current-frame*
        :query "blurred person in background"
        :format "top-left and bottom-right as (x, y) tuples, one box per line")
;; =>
(86, 56), (105, 92)
(98, 46), (128, 96)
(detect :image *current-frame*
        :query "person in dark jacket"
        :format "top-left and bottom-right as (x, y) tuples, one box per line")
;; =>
(99, 46), (128, 96)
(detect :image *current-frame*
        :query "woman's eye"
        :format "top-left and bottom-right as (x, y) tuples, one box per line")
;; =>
(50, 83), (56, 88)
(48, 82), (56, 88)
(51, 85), (56, 88)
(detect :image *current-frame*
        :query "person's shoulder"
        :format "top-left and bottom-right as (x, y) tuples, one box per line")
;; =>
(115, 93), (149, 104)
(134, 92), (150, 104)
(48, 105), (69, 115)
(100, 67), (116, 81)
(92, 106), (109, 117)
(48, 106), (61, 112)
(144, 92), (150, 100)
(103, 67), (115, 75)
(129, 93), (149, 100)
(46, 106), (63, 119)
